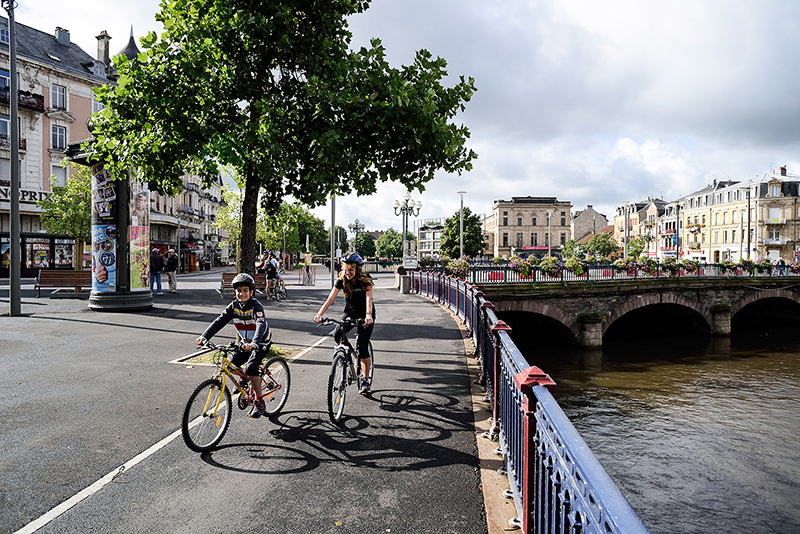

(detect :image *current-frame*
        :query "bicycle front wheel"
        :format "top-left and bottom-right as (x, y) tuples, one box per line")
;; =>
(261, 357), (291, 415)
(182, 379), (232, 453)
(327, 352), (348, 423)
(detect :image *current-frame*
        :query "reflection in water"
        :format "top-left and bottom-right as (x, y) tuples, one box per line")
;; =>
(527, 335), (800, 534)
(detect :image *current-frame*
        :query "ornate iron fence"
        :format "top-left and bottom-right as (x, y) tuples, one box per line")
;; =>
(410, 271), (650, 534)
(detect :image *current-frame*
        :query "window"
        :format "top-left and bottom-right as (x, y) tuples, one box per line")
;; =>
(770, 185), (780, 197)
(502, 233), (508, 247)
(532, 217), (537, 226)
(769, 227), (781, 240)
(502, 217), (508, 226)
(732, 230), (736, 243)
(560, 233), (566, 245)
(0, 23), (8, 45)
(531, 233), (537, 246)
(51, 125), (66, 150)
(516, 233), (523, 248)
(0, 115), (8, 136)
(0, 68), (8, 89)
(723, 231), (728, 244)
(51, 165), (67, 187)
(92, 95), (105, 114)
(560, 217), (566, 226)
(517, 217), (522, 226)
(723, 212), (728, 224)
(51, 85), (67, 110)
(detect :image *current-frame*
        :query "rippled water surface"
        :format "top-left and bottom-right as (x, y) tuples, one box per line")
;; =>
(529, 337), (800, 534)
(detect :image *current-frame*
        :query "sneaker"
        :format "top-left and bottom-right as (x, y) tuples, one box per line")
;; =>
(359, 378), (371, 395)
(157, 292), (164, 295)
(248, 399), (266, 418)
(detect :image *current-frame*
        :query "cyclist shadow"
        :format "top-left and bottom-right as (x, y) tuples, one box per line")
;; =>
(200, 389), (477, 475)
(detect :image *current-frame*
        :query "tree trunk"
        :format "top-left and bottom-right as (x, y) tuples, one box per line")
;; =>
(239, 163), (259, 276)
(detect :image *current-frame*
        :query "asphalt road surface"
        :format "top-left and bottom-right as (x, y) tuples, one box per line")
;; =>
(0, 270), (487, 533)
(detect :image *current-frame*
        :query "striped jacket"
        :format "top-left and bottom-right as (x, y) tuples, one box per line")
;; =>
(201, 297), (270, 345)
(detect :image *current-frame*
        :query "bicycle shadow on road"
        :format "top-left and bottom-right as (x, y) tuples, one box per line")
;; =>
(198, 390), (479, 476)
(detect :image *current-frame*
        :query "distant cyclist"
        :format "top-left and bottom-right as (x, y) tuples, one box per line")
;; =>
(264, 252), (279, 300)
(196, 273), (273, 418)
(314, 252), (375, 394)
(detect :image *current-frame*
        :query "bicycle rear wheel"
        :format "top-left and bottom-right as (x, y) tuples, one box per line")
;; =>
(182, 379), (232, 452)
(275, 283), (287, 301)
(327, 352), (348, 423)
(261, 357), (291, 415)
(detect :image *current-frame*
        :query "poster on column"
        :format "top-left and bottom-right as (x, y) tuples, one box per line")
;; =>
(130, 181), (150, 290)
(92, 225), (117, 292)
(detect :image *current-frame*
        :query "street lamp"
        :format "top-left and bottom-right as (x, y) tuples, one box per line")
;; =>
(547, 210), (553, 257)
(393, 193), (422, 260)
(348, 218), (365, 254)
(3, 0), (20, 316)
(457, 191), (466, 258)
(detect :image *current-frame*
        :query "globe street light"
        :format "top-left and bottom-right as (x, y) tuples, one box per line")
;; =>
(393, 192), (422, 260)
(457, 191), (466, 258)
(348, 218), (365, 254)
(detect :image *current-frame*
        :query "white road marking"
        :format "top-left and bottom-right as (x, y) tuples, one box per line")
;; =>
(13, 335), (330, 533)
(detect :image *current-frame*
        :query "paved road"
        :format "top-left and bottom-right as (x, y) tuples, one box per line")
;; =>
(0, 269), (487, 533)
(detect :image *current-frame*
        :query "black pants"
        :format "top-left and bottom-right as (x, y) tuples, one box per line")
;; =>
(334, 314), (373, 360)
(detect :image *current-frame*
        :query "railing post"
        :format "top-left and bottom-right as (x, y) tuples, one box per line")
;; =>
(515, 367), (557, 534)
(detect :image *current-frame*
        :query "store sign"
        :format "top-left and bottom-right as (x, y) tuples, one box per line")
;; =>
(0, 186), (51, 203)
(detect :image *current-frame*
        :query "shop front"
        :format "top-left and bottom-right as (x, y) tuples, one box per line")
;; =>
(1, 233), (88, 278)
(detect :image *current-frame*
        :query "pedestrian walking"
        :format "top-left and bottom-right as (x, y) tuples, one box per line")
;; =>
(150, 247), (164, 295)
(165, 248), (179, 293)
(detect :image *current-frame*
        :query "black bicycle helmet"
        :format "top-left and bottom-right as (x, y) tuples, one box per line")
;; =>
(342, 252), (364, 265)
(231, 272), (255, 290)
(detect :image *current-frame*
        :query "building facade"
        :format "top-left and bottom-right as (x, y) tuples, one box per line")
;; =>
(571, 205), (608, 243)
(483, 196), (572, 259)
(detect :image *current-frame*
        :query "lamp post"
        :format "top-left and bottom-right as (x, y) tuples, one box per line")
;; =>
(3, 0), (20, 315)
(393, 193), (421, 261)
(547, 210), (553, 257)
(457, 191), (466, 258)
(348, 218), (365, 254)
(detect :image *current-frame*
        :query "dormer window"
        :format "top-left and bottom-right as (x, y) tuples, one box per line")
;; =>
(0, 23), (8, 45)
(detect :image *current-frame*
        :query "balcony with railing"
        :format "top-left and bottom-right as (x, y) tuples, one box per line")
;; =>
(0, 134), (26, 151)
(760, 218), (787, 225)
(0, 87), (46, 112)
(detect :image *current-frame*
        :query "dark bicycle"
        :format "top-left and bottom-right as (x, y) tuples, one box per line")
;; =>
(318, 317), (374, 423)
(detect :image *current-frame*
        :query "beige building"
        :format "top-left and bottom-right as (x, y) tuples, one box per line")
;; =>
(483, 196), (572, 258)
(679, 169), (800, 262)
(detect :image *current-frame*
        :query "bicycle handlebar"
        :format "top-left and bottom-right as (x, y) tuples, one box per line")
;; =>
(317, 317), (365, 327)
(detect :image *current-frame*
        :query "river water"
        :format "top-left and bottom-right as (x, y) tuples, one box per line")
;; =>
(526, 335), (800, 534)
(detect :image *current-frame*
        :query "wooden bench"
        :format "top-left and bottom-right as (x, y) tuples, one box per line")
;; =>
(219, 272), (267, 295)
(35, 269), (93, 297)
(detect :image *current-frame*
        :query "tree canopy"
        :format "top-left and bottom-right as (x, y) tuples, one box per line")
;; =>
(353, 232), (376, 257)
(376, 227), (402, 258)
(439, 207), (484, 258)
(585, 232), (618, 258)
(91, 0), (477, 275)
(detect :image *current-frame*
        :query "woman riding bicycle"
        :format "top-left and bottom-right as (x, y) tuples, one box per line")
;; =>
(314, 252), (375, 394)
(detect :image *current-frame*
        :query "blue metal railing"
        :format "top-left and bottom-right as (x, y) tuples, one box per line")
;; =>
(410, 271), (649, 534)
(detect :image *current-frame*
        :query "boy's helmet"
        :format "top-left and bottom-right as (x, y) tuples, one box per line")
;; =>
(342, 252), (363, 265)
(231, 273), (255, 290)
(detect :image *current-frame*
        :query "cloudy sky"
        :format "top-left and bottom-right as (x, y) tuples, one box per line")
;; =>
(17, 0), (800, 235)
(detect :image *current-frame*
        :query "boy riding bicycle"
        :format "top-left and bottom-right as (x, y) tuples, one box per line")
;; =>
(196, 273), (273, 418)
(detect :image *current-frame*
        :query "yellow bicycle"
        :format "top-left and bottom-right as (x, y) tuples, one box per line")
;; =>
(181, 341), (291, 452)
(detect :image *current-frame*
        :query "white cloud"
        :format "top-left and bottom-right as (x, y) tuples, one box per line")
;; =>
(17, 0), (800, 235)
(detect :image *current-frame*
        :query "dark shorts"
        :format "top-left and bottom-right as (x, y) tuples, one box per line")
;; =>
(230, 344), (270, 376)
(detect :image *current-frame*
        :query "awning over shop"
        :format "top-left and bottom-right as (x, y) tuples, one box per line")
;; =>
(181, 242), (200, 250)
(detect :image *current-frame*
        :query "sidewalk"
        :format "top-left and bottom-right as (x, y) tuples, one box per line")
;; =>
(0, 267), (513, 533)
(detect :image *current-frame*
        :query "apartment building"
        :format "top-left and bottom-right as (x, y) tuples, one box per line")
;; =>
(571, 205), (608, 242)
(483, 196), (572, 258)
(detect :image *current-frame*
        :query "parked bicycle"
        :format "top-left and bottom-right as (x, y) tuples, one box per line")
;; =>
(273, 273), (287, 301)
(181, 341), (291, 452)
(318, 317), (374, 423)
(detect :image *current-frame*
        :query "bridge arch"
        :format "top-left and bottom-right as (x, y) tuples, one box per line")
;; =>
(510, 300), (580, 341)
(732, 288), (800, 317)
(603, 292), (711, 337)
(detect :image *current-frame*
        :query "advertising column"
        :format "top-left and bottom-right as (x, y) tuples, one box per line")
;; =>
(88, 162), (152, 310)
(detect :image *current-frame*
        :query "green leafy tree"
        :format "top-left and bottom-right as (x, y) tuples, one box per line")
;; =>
(562, 239), (586, 259)
(627, 236), (646, 259)
(586, 233), (618, 259)
(90, 1), (477, 275)
(325, 226), (349, 256)
(213, 186), (244, 261)
(439, 207), (484, 259)
(376, 228), (403, 258)
(37, 162), (91, 271)
(354, 233), (376, 257)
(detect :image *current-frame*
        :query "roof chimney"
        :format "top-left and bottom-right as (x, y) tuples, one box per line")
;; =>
(96, 30), (112, 67)
(781, 166), (787, 176)
(55, 27), (70, 46)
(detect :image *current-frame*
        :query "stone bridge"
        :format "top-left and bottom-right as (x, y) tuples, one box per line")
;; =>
(478, 278), (800, 347)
